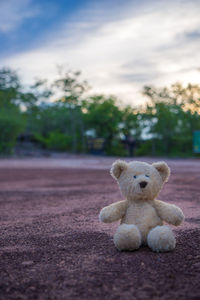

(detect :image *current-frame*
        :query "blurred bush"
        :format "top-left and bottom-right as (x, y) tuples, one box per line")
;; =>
(0, 107), (25, 154)
(34, 131), (72, 151)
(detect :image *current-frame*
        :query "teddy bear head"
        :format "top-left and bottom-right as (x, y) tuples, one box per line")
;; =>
(110, 160), (170, 201)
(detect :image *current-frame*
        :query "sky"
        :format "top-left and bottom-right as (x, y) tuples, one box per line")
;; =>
(0, 0), (200, 105)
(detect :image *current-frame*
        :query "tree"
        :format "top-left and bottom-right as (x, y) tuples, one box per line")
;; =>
(31, 103), (74, 151)
(0, 67), (22, 108)
(0, 68), (26, 154)
(0, 68), (51, 109)
(53, 69), (89, 152)
(83, 95), (124, 154)
(142, 83), (200, 155)
(120, 105), (142, 138)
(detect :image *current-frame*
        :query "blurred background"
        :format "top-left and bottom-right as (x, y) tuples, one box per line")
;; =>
(0, 0), (200, 157)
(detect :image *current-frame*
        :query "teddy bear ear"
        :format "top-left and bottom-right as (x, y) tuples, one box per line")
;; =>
(152, 161), (170, 182)
(110, 160), (128, 180)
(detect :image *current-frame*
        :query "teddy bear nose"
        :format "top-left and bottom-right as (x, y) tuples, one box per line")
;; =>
(139, 181), (147, 188)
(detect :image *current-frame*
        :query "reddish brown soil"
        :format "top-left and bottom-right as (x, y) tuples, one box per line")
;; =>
(0, 163), (200, 299)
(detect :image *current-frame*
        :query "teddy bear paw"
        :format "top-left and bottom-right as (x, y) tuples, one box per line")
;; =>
(172, 208), (185, 226)
(99, 207), (112, 223)
(147, 225), (176, 252)
(114, 224), (141, 251)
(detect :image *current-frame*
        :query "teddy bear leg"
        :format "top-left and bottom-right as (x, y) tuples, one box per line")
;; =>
(113, 224), (142, 251)
(147, 225), (176, 253)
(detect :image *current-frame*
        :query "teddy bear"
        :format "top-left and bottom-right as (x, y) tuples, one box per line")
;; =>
(99, 160), (184, 252)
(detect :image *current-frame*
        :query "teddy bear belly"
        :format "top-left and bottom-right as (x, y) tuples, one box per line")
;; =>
(120, 203), (163, 243)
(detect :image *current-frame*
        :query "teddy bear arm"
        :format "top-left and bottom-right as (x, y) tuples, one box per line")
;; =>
(153, 200), (184, 226)
(99, 200), (128, 223)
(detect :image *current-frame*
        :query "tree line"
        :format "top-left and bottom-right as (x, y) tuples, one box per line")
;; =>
(0, 67), (200, 156)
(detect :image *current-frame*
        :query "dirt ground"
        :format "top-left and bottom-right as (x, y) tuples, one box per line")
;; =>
(0, 157), (200, 300)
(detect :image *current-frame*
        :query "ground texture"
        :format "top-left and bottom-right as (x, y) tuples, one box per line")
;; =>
(0, 157), (200, 300)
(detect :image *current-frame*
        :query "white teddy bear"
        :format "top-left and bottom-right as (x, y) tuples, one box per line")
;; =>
(99, 160), (184, 252)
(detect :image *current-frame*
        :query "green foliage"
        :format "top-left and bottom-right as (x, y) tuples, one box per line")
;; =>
(34, 131), (72, 151)
(0, 107), (25, 154)
(106, 139), (128, 156)
(0, 68), (27, 154)
(135, 140), (153, 156)
(120, 106), (141, 138)
(83, 95), (122, 154)
(29, 103), (70, 135)
(142, 83), (200, 156)
(0, 68), (21, 108)
(0, 66), (200, 157)
(53, 69), (89, 105)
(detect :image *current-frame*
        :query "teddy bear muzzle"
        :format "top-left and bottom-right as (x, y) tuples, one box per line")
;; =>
(139, 181), (148, 188)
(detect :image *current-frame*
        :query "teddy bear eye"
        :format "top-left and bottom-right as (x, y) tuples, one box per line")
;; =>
(145, 174), (149, 178)
(133, 175), (137, 179)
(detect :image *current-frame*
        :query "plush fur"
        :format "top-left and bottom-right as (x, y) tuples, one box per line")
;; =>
(99, 160), (184, 252)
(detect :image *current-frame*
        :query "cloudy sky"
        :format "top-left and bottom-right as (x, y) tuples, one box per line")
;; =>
(0, 0), (200, 104)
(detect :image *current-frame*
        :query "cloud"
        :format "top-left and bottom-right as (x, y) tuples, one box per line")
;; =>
(2, 0), (200, 104)
(183, 30), (200, 40)
(0, 0), (40, 33)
